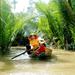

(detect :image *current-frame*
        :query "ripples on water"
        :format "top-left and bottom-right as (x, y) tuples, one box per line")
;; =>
(0, 48), (75, 75)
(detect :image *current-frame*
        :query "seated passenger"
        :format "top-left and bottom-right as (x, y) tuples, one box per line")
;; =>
(29, 35), (39, 50)
(35, 43), (46, 56)
(31, 43), (47, 59)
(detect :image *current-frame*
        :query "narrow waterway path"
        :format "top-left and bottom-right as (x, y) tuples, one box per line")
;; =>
(0, 47), (75, 75)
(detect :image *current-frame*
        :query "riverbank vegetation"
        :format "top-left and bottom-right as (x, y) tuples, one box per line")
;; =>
(0, 0), (75, 55)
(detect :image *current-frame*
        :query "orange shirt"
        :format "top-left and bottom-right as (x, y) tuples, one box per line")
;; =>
(30, 39), (39, 48)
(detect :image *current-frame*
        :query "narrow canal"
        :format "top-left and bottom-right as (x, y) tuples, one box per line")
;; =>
(0, 47), (75, 75)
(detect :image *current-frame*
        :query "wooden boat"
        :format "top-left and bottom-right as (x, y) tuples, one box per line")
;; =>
(29, 47), (52, 60)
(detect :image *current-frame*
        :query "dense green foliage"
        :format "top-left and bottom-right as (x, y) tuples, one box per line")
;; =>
(1, 0), (75, 56)
(36, 0), (75, 49)
(0, 0), (28, 55)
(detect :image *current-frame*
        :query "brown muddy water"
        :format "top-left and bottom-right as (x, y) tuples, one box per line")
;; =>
(0, 47), (75, 75)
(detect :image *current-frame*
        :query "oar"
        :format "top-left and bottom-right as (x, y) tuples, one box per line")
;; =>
(11, 50), (27, 59)
(11, 47), (39, 59)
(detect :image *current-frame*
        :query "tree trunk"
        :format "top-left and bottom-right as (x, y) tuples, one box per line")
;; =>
(63, 26), (74, 50)
(68, 0), (73, 9)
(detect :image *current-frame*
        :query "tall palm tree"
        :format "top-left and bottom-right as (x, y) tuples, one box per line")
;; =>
(36, 0), (75, 49)
(58, 0), (75, 49)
